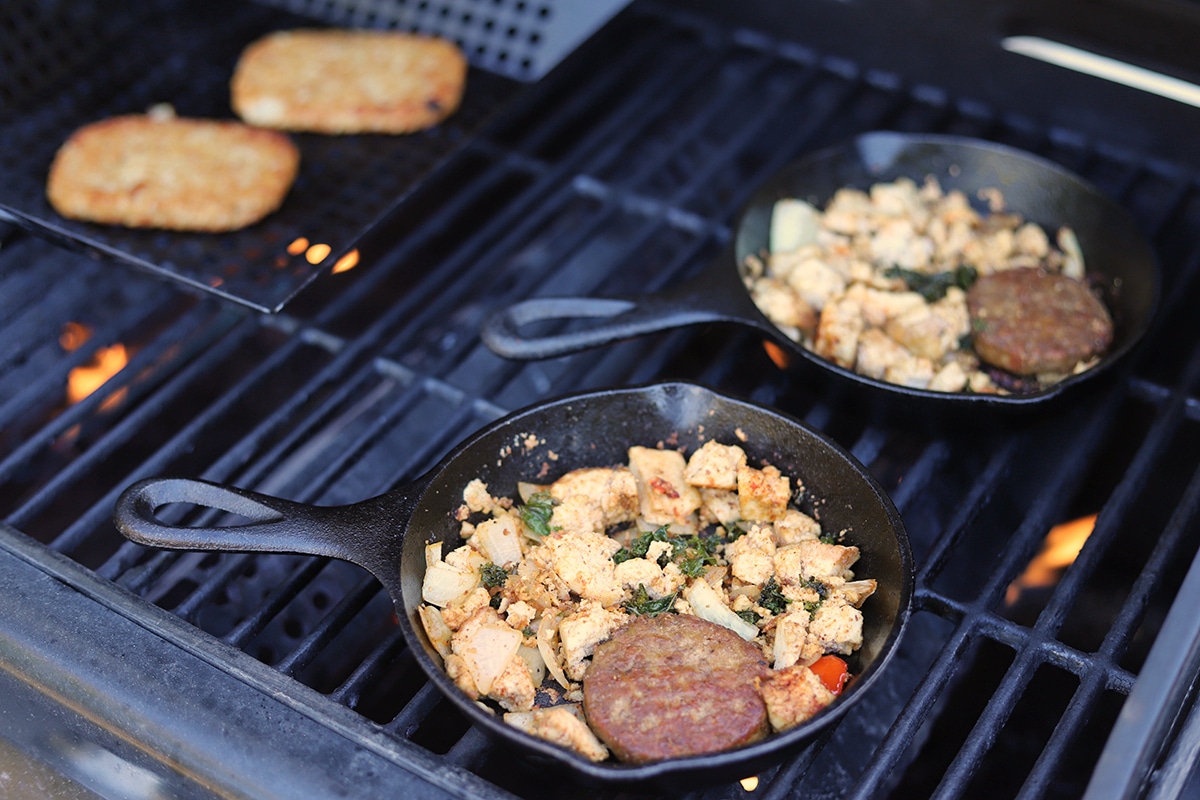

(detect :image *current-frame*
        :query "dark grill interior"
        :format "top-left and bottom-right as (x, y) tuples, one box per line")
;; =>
(3, 1), (1200, 798)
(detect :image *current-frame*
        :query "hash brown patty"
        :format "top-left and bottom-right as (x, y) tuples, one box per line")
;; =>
(231, 29), (467, 134)
(582, 614), (769, 764)
(46, 113), (299, 232)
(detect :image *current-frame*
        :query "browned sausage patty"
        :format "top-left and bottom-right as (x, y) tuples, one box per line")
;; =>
(582, 613), (769, 764)
(968, 268), (1114, 375)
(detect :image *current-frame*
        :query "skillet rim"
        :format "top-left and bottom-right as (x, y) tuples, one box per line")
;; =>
(394, 380), (915, 783)
(732, 130), (1163, 409)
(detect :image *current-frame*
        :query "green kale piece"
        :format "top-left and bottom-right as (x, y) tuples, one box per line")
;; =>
(725, 521), (751, 542)
(759, 577), (790, 614)
(736, 609), (762, 626)
(884, 264), (978, 302)
(623, 584), (677, 616)
(519, 491), (558, 538)
(676, 534), (719, 577)
(481, 562), (509, 589)
(800, 577), (829, 618)
(613, 525), (672, 565)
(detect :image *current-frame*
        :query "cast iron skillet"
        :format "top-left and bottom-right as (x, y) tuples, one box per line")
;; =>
(482, 132), (1160, 410)
(113, 382), (913, 787)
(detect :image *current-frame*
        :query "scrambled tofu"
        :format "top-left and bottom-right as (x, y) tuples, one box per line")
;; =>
(774, 540), (861, 584)
(748, 176), (1086, 393)
(558, 600), (627, 680)
(726, 524), (776, 585)
(757, 664), (835, 732)
(542, 529), (624, 606)
(548, 467), (638, 529)
(504, 705), (609, 762)
(684, 440), (747, 489)
(418, 437), (877, 762)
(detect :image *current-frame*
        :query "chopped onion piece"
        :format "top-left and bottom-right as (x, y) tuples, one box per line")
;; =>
(770, 198), (820, 254)
(418, 605), (453, 658)
(684, 576), (759, 641)
(422, 561), (478, 607)
(537, 614), (571, 690)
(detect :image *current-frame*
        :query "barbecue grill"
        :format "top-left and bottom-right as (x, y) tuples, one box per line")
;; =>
(3, 0), (1200, 798)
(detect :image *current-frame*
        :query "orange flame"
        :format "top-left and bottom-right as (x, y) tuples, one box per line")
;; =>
(67, 342), (130, 410)
(305, 243), (332, 264)
(762, 341), (791, 369)
(1006, 513), (1097, 605)
(331, 249), (360, 274)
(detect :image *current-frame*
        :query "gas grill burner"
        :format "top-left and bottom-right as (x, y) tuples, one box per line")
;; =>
(3, 0), (1200, 798)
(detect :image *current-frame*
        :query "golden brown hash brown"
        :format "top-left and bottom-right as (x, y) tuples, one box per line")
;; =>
(46, 114), (299, 232)
(231, 29), (467, 134)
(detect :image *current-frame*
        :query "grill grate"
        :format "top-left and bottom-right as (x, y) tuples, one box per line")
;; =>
(2, 2), (1200, 798)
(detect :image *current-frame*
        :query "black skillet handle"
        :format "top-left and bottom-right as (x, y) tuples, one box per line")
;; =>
(113, 477), (409, 577)
(481, 265), (766, 361)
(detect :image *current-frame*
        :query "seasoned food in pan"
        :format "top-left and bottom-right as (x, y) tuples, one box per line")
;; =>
(418, 439), (875, 763)
(745, 177), (1113, 394)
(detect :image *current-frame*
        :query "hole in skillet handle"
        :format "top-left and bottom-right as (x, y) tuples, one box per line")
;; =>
(389, 381), (914, 787)
(731, 131), (1161, 420)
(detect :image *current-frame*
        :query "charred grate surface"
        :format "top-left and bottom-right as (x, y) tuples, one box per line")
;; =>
(3, 2), (1200, 799)
(0, 0), (516, 313)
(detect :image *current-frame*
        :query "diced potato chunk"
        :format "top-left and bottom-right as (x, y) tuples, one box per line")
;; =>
(757, 663), (835, 731)
(684, 440), (747, 490)
(699, 487), (741, 526)
(738, 464), (790, 522)
(628, 446), (701, 531)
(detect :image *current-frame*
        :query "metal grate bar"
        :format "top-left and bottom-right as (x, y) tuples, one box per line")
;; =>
(385, 682), (445, 736)
(224, 556), (328, 648)
(1087, 458), (1200, 799)
(0, 296), (209, 484)
(329, 627), (408, 709)
(928, 398), (1129, 796)
(205, 381), (476, 648)
(275, 574), (384, 677)
(1016, 672), (1115, 799)
(8, 313), (255, 534)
